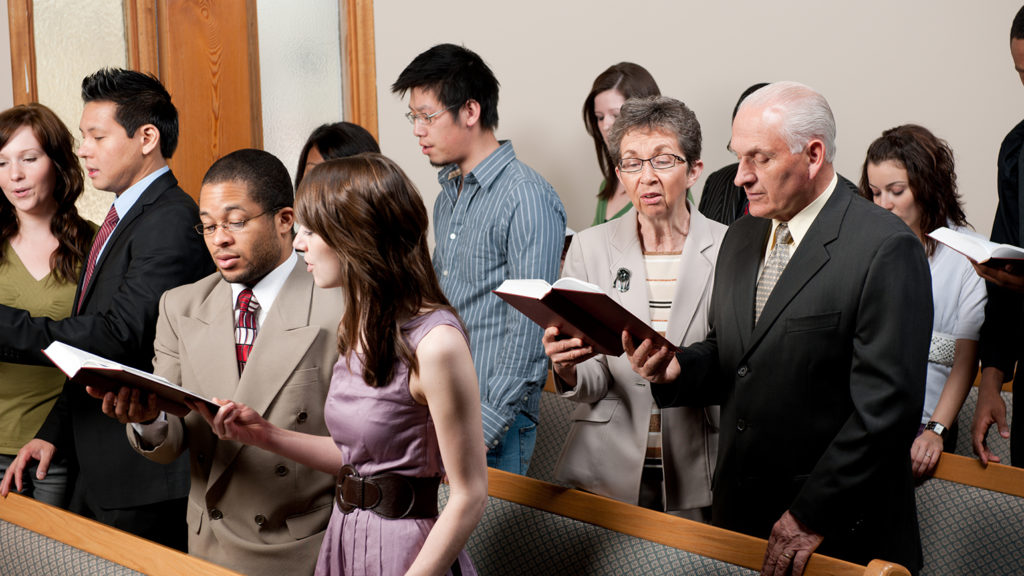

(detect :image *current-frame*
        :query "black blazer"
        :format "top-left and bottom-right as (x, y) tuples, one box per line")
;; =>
(653, 182), (930, 573)
(0, 170), (215, 509)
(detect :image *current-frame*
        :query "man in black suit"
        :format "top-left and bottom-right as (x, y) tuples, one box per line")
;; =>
(971, 5), (1024, 468)
(624, 82), (931, 575)
(0, 68), (213, 550)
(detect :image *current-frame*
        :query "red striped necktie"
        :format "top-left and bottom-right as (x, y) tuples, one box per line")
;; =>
(235, 288), (260, 373)
(77, 205), (119, 313)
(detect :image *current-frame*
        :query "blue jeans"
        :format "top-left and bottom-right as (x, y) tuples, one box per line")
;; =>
(0, 453), (70, 508)
(486, 410), (538, 474)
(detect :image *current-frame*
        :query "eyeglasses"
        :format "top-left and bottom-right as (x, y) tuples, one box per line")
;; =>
(404, 104), (460, 127)
(618, 154), (688, 173)
(194, 209), (278, 236)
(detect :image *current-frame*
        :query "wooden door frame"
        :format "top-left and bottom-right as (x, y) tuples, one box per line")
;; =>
(6, 0), (379, 138)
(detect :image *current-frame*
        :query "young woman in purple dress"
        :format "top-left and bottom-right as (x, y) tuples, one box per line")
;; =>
(196, 153), (487, 575)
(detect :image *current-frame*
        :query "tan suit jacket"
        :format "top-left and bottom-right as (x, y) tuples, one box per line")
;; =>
(128, 260), (342, 576)
(554, 206), (724, 511)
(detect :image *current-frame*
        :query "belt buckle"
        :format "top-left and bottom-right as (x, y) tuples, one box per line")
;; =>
(336, 464), (382, 514)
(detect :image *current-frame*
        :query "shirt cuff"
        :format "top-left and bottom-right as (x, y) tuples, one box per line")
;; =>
(130, 411), (169, 447)
(480, 403), (514, 449)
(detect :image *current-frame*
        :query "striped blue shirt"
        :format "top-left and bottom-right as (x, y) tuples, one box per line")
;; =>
(433, 141), (566, 448)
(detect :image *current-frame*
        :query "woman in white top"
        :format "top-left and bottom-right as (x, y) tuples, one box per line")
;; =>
(860, 124), (986, 478)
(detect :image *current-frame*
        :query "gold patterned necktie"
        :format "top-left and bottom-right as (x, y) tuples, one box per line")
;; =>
(754, 223), (793, 323)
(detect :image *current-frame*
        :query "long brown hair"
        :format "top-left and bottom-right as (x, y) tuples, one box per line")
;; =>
(0, 103), (93, 283)
(295, 153), (458, 388)
(583, 63), (660, 200)
(859, 124), (966, 256)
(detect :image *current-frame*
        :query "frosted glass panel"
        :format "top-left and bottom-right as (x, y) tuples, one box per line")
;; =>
(34, 0), (126, 224)
(257, 0), (344, 186)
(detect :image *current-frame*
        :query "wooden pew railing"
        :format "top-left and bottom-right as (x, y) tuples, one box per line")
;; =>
(0, 493), (242, 575)
(474, 468), (909, 576)
(933, 451), (1024, 496)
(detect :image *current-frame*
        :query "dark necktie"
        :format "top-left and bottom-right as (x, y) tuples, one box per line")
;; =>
(78, 205), (119, 312)
(235, 288), (260, 373)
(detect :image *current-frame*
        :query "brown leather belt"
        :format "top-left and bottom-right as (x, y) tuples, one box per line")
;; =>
(335, 464), (441, 519)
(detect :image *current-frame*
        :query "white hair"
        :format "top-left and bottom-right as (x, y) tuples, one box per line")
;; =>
(738, 81), (836, 163)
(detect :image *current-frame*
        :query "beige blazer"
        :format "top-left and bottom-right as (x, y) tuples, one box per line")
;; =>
(127, 260), (343, 576)
(554, 205), (725, 511)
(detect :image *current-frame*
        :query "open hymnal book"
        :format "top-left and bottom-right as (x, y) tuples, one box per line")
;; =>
(43, 341), (219, 417)
(928, 226), (1024, 265)
(493, 277), (677, 357)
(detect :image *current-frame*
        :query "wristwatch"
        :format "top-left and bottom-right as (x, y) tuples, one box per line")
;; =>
(925, 420), (948, 439)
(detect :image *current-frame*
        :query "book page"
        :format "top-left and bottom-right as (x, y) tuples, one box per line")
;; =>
(552, 277), (603, 293)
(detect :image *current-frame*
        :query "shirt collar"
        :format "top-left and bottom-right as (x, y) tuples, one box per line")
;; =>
(768, 172), (837, 254)
(111, 165), (169, 220)
(437, 140), (516, 191)
(230, 251), (297, 323)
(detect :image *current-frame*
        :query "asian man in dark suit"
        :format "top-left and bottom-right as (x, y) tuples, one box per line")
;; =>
(0, 68), (213, 550)
(623, 82), (931, 575)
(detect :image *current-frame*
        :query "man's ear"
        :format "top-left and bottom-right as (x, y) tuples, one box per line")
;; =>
(462, 99), (482, 128)
(276, 207), (296, 233)
(805, 138), (826, 180)
(139, 124), (161, 156)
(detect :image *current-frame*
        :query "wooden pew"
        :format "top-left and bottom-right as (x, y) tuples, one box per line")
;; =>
(916, 452), (1024, 575)
(445, 468), (910, 576)
(0, 492), (242, 576)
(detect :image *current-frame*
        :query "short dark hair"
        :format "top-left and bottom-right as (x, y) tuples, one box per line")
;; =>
(1013, 5), (1024, 40)
(391, 44), (500, 131)
(81, 68), (178, 159)
(294, 121), (380, 189)
(203, 148), (293, 211)
(608, 96), (702, 169)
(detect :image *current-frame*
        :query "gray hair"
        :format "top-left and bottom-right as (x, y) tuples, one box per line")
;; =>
(737, 81), (836, 163)
(607, 96), (702, 166)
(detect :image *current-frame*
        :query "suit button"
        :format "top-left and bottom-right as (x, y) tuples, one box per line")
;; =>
(736, 419), (747, 432)
(737, 365), (748, 377)
(275, 465), (289, 477)
(209, 508), (223, 520)
(255, 514), (267, 527)
(296, 411), (308, 424)
(197, 453), (206, 464)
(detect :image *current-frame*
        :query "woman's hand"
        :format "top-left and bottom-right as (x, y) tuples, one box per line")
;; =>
(189, 398), (274, 450)
(911, 430), (943, 478)
(542, 327), (595, 387)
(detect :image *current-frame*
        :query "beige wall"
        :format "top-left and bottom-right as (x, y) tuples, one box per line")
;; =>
(374, 0), (1024, 238)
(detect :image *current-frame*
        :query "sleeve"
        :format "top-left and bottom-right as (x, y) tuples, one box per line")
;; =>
(789, 232), (931, 534)
(126, 291), (188, 463)
(979, 133), (1024, 378)
(30, 196), (211, 445)
(480, 183), (566, 448)
(0, 197), (210, 367)
(952, 259), (987, 341)
(555, 234), (611, 404)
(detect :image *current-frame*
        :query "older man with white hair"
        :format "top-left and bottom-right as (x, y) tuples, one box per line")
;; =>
(626, 82), (930, 575)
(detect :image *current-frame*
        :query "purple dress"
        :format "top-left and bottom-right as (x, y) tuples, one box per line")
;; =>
(315, 309), (477, 576)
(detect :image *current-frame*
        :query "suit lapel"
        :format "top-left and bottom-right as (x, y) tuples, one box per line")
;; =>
(665, 209), (714, 344)
(731, 218), (770, 351)
(179, 279), (239, 402)
(208, 262), (322, 486)
(747, 191), (849, 351)
(77, 171), (176, 311)
(607, 212), (651, 327)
